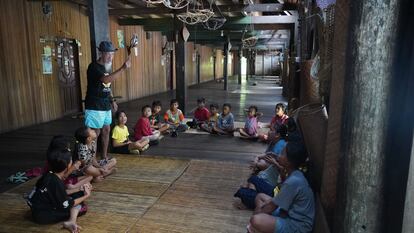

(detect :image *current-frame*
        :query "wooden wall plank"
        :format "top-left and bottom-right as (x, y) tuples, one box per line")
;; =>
(0, 3), (222, 133)
(215, 49), (224, 79)
(0, 0), (91, 133)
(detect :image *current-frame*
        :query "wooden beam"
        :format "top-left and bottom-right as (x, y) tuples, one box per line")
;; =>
(229, 15), (296, 24)
(88, 0), (110, 61)
(118, 17), (295, 32)
(109, 4), (295, 15)
(119, 15), (296, 25)
(175, 25), (187, 113)
(223, 37), (229, 91)
(141, 23), (292, 32)
(107, 0), (128, 8)
(187, 31), (290, 40)
(124, 0), (147, 7)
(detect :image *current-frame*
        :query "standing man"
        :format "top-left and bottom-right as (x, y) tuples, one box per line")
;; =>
(85, 41), (131, 159)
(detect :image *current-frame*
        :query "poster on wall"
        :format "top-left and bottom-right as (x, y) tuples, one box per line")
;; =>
(117, 30), (125, 49)
(42, 45), (52, 74)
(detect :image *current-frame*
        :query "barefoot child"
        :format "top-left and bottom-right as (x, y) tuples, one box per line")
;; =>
(112, 110), (150, 154)
(213, 103), (235, 135)
(45, 136), (93, 195)
(200, 103), (219, 132)
(259, 103), (288, 142)
(27, 149), (93, 232)
(187, 97), (210, 129)
(134, 105), (162, 144)
(251, 125), (288, 172)
(248, 142), (314, 233)
(238, 105), (262, 139)
(75, 126), (117, 181)
(150, 101), (169, 133)
(164, 99), (189, 134)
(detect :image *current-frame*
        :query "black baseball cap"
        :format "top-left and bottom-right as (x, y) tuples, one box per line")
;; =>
(98, 41), (118, 52)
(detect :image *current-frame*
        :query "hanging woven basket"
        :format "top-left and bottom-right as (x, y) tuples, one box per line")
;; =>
(296, 103), (328, 191)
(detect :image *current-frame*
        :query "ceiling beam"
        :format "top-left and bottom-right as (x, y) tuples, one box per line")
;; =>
(109, 4), (295, 15)
(229, 15), (296, 24)
(118, 16), (296, 31)
(188, 32), (290, 41)
(107, 0), (129, 8)
(141, 23), (293, 31)
(124, 0), (147, 7)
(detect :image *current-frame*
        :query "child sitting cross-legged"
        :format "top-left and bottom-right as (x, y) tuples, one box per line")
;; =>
(259, 103), (288, 143)
(164, 99), (189, 135)
(238, 105), (263, 139)
(187, 97), (210, 129)
(27, 149), (93, 233)
(248, 142), (314, 233)
(200, 103), (219, 133)
(134, 105), (162, 145)
(150, 101), (169, 134)
(112, 110), (150, 155)
(212, 103), (235, 135)
(45, 136), (93, 194)
(75, 126), (117, 182)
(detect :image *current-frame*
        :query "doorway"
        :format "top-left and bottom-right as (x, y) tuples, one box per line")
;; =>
(241, 57), (247, 76)
(56, 38), (82, 115)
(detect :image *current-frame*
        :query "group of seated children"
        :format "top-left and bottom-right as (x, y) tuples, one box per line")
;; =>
(190, 97), (270, 140)
(111, 100), (173, 155)
(27, 130), (118, 232)
(188, 97), (236, 136)
(111, 97), (280, 147)
(233, 103), (315, 233)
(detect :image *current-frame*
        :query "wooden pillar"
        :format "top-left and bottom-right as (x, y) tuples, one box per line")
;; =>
(88, 0), (109, 62)
(223, 38), (229, 91)
(389, 1), (414, 232)
(213, 52), (216, 80)
(246, 54), (249, 81)
(238, 46), (242, 84)
(290, 11), (299, 58)
(333, 0), (400, 233)
(197, 52), (201, 84)
(175, 29), (187, 114)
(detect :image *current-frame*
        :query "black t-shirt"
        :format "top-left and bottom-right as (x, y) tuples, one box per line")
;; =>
(85, 62), (112, 111)
(28, 172), (74, 212)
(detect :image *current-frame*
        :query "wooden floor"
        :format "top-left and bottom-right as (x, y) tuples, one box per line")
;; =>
(0, 75), (285, 232)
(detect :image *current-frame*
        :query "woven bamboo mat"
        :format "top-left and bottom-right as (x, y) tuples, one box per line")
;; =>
(0, 193), (137, 233)
(0, 156), (190, 233)
(131, 160), (252, 233)
(0, 157), (252, 233)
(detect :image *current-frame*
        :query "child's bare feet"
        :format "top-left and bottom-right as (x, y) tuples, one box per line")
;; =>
(92, 175), (104, 183)
(63, 221), (82, 233)
(233, 199), (248, 210)
(240, 182), (249, 188)
(102, 167), (117, 177)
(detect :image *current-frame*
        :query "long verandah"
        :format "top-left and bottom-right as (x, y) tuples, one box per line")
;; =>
(0, 75), (284, 232)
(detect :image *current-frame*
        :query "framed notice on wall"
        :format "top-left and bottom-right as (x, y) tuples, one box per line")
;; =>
(117, 30), (125, 49)
(42, 45), (52, 74)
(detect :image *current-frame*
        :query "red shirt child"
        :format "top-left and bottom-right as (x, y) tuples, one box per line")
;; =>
(270, 114), (289, 130)
(194, 107), (210, 122)
(134, 117), (152, 141)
